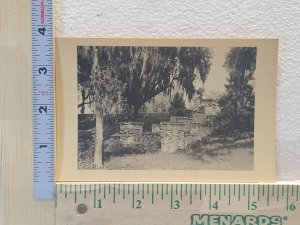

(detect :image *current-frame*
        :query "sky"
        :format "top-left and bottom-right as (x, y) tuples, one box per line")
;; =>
(198, 46), (230, 99)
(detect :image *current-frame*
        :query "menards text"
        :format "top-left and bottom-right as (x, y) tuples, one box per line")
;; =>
(190, 214), (283, 225)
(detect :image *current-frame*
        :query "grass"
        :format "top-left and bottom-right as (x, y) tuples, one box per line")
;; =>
(103, 139), (254, 170)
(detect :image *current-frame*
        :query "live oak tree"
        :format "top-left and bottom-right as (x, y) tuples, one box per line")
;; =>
(120, 47), (213, 118)
(215, 47), (257, 135)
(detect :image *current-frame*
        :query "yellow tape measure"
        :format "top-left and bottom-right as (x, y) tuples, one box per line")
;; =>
(55, 183), (299, 225)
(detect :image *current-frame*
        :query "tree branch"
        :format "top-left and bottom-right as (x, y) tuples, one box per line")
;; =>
(78, 101), (93, 108)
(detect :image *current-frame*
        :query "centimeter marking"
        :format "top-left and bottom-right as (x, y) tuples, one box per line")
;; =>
(55, 184), (300, 212)
(32, 0), (55, 200)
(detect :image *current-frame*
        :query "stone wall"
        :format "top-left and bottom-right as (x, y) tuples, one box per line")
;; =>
(108, 113), (211, 154)
(170, 116), (193, 133)
(112, 122), (160, 151)
(160, 122), (185, 152)
(191, 123), (211, 136)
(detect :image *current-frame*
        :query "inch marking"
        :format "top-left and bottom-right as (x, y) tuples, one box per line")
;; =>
(32, 0), (54, 200)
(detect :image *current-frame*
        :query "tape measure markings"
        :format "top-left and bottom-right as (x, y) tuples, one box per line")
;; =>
(32, 0), (54, 200)
(55, 184), (300, 213)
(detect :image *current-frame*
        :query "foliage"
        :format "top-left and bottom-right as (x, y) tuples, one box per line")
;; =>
(169, 93), (188, 116)
(77, 46), (213, 118)
(214, 47), (257, 135)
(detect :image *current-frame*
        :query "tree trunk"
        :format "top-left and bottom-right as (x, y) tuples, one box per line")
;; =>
(133, 105), (140, 120)
(80, 89), (85, 114)
(94, 113), (103, 169)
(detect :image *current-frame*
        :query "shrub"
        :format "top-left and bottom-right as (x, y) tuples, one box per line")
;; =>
(169, 93), (188, 116)
(103, 139), (146, 161)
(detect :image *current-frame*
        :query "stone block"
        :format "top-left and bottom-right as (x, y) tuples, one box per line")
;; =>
(119, 121), (144, 134)
(170, 116), (193, 133)
(152, 123), (161, 134)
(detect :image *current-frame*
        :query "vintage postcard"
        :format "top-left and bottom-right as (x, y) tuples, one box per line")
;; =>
(55, 38), (278, 182)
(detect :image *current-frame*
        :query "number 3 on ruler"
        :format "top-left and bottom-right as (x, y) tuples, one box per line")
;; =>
(173, 200), (180, 209)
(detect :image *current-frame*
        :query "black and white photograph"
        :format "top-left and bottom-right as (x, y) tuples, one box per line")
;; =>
(77, 45), (257, 171)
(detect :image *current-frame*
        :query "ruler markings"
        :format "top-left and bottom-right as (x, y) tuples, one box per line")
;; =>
(267, 185), (270, 206)
(247, 184), (250, 210)
(286, 185), (289, 211)
(55, 182), (300, 222)
(132, 184), (135, 208)
(55, 185), (57, 207)
(200, 184), (202, 200)
(180, 184), (183, 200)
(75, 186), (77, 203)
(238, 184), (241, 201)
(228, 184), (231, 206)
(64, 186), (67, 198)
(189, 184), (192, 205)
(123, 184), (125, 199)
(94, 185), (96, 208)
(170, 185), (173, 209)
(152, 184), (154, 204)
(209, 184), (212, 210)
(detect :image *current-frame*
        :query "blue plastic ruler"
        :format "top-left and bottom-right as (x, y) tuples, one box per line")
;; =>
(55, 183), (300, 225)
(31, 0), (55, 200)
